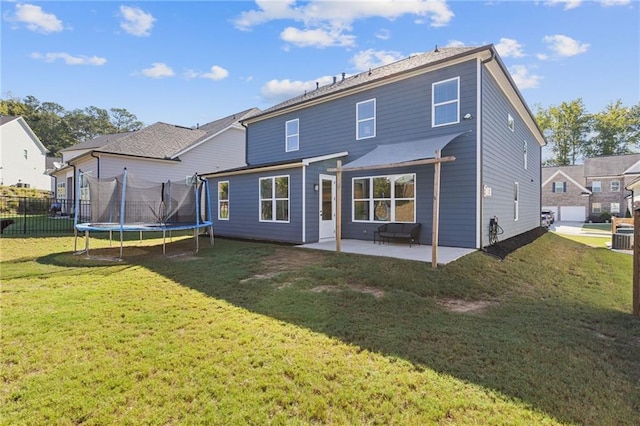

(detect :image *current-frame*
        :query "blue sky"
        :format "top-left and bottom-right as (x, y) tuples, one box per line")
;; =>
(1, 0), (638, 128)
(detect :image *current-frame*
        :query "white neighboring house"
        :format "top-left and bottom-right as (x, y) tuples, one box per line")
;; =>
(0, 116), (51, 190)
(49, 108), (259, 208)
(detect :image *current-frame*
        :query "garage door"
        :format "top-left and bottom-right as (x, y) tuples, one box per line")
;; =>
(560, 206), (585, 222)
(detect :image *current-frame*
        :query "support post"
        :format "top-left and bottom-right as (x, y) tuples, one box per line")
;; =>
(431, 150), (442, 269)
(633, 209), (640, 317)
(336, 160), (342, 253)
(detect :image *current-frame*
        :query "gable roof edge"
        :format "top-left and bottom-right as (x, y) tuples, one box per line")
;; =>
(542, 169), (591, 194)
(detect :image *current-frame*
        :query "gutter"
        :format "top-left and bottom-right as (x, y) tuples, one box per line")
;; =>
(91, 151), (100, 178)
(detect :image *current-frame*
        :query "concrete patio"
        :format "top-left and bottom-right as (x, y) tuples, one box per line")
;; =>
(298, 239), (476, 265)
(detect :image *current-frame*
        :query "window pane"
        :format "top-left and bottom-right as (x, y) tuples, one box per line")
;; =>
(358, 119), (374, 139)
(275, 176), (288, 198)
(261, 200), (272, 220)
(286, 120), (298, 134)
(395, 200), (415, 222)
(374, 200), (391, 221)
(218, 182), (228, 200)
(357, 100), (374, 119)
(395, 175), (414, 198)
(354, 179), (369, 199)
(434, 80), (457, 103)
(373, 177), (391, 198)
(434, 103), (457, 125)
(219, 201), (229, 219)
(260, 179), (272, 199)
(354, 201), (369, 221)
(322, 180), (332, 221)
(275, 200), (289, 221)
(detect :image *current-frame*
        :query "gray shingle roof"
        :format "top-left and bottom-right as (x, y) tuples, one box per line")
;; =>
(250, 46), (484, 119)
(62, 132), (131, 152)
(584, 153), (640, 177)
(198, 107), (261, 133)
(0, 116), (20, 126)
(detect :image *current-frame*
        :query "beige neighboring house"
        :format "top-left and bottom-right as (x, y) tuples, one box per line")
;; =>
(0, 116), (51, 191)
(50, 108), (259, 209)
(542, 153), (640, 222)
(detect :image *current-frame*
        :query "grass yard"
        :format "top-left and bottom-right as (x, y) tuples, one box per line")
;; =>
(1, 233), (639, 425)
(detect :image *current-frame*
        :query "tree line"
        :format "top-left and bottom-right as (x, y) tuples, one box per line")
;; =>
(536, 99), (640, 166)
(1, 95), (144, 157)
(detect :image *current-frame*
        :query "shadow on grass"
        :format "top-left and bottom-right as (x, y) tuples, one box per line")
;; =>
(38, 235), (640, 425)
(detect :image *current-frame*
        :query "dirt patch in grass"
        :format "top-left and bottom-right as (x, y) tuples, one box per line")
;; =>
(482, 227), (547, 260)
(437, 298), (496, 314)
(310, 284), (385, 299)
(241, 247), (326, 283)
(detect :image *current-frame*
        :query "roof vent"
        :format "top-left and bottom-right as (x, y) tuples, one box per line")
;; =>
(333, 76), (337, 84)
(341, 72), (346, 81)
(368, 68), (372, 76)
(316, 82), (319, 90)
(434, 45), (439, 52)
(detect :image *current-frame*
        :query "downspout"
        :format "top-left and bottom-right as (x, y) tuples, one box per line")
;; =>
(91, 151), (101, 178)
(478, 49), (495, 249)
(241, 121), (249, 166)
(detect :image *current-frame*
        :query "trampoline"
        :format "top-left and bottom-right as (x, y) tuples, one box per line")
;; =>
(74, 168), (214, 259)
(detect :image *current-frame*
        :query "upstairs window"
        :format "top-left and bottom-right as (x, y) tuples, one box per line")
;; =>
(553, 182), (566, 193)
(285, 119), (299, 152)
(432, 77), (459, 127)
(508, 114), (515, 132)
(523, 140), (528, 170)
(610, 181), (620, 192)
(23, 149), (28, 159)
(356, 99), (376, 140)
(260, 176), (289, 222)
(592, 181), (601, 193)
(218, 181), (229, 220)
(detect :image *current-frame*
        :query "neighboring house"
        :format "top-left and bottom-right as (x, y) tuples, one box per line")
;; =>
(203, 45), (545, 249)
(0, 116), (51, 191)
(50, 108), (259, 210)
(542, 153), (640, 222)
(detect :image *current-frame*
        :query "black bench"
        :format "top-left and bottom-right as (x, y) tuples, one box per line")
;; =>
(374, 223), (422, 247)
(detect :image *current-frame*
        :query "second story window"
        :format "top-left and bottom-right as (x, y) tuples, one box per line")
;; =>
(508, 114), (515, 132)
(592, 181), (601, 193)
(285, 119), (299, 152)
(553, 182), (566, 193)
(24, 149), (28, 159)
(523, 141), (528, 170)
(432, 77), (459, 127)
(356, 99), (376, 140)
(610, 181), (620, 192)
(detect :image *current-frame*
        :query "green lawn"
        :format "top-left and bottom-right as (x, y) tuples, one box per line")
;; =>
(1, 233), (639, 425)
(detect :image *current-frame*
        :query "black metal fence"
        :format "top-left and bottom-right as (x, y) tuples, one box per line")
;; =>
(0, 197), (88, 236)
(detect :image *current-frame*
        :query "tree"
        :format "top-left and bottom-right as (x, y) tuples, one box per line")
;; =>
(584, 100), (640, 157)
(536, 99), (591, 166)
(109, 108), (144, 132)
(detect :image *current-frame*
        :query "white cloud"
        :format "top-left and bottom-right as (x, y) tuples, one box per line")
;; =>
(140, 63), (174, 78)
(185, 65), (229, 81)
(350, 49), (404, 72)
(600, 0), (631, 6)
(281, 27), (356, 48)
(30, 52), (107, 66)
(233, 0), (454, 48)
(260, 75), (335, 103)
(495, 38), (525, 58)
(543, 0), (583, 10)
(542, 34), (589, 57)
(120, 6), (156, 37)
(444, 40), (465, 48)
(375, 29), (391, 40)
(13, 3), (63, 33)
(509, 65), (541, 89)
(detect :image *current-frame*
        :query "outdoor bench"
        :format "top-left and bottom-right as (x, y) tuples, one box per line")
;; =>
(374, 223), (422, 247)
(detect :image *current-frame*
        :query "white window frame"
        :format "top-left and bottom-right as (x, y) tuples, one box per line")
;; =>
(79, 171), (93, 201)
(285, 119), (299, 152)
(218, 181), (229, 220)
(592, 202), (602, 214)
(553, 182), (566, 193)
(523, 140), (528, 170)
(610, 202), (620, 214)
(352, 173), (416, 223)
(259, 175), (290, 223)
(592, 181), (601, 193)
(514, 182), (519, 221)
(356, 99), (376, 140)
(610, 180), (620, 192)
(432, 77), (460, 127)
(56, 182), (66, 200)
(508, 114), (515, 132)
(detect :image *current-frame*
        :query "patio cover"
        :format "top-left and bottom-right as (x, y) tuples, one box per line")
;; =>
(341, 131), (469, 171)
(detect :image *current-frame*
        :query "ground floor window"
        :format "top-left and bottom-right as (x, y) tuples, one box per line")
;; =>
(218, 181), (229, 220)
(79, 171), (93, 201)
(352, 173), (415, 222)
(260, 175), (289, 222)
(610, 202), (620, 214)
(592, 202), (602, 214)
(56, 182), (66, 199)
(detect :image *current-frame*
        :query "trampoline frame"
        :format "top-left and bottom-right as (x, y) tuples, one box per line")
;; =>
(74, 169), (214, 259)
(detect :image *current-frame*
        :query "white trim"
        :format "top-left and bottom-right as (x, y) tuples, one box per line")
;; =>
(351, 173), (416, 223)
(217, 180), (229, 221)
(285, 118), (300, 152)
(432, 77), (460, 127)
(258, 175), (291, 223)
(542, 169), (591, 194)
(302, 165), (306, 243)
(302, 151), (349, 166)
(476, 58), (482, 249)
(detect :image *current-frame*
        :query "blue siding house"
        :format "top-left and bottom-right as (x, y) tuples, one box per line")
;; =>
(203, 45), (545, 250)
